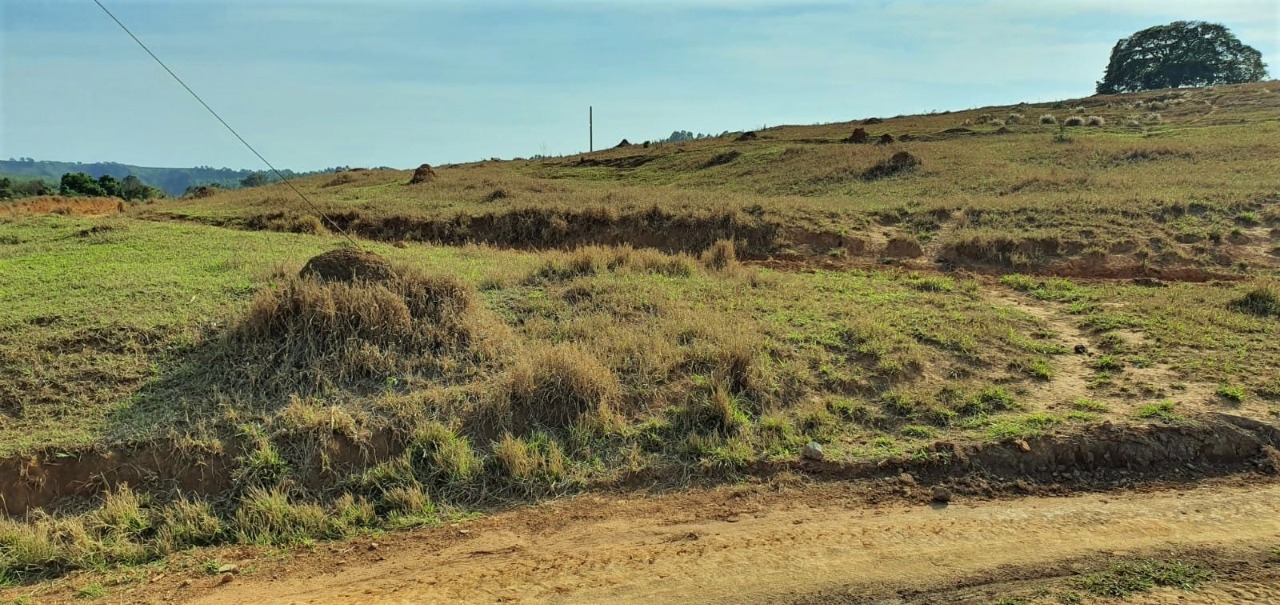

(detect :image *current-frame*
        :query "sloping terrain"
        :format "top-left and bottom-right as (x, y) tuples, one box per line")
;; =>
(1, 82), (1279, 598)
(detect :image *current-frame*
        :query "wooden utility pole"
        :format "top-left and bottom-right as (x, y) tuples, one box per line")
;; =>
(589, 106), (594, 153)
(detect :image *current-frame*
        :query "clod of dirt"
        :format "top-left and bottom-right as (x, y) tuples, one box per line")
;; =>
(220, 573), (235, 585)
(75, 224), (116, 238)
(1073, 344), (1090, 355)
(299, 248), (397, 283)
(408, 164), (438, 184)
(846, 128), (870, 144)
(1016, 439), (1032, 453)
(898, 472), (916, 486)
(883, 236), (923, 258)
(876, 133), (895, 145)
(931, 486), (952, 503)
(735, 131), (759, 142)
(615, 139), (632, 148)
(802, 442), (824, 461)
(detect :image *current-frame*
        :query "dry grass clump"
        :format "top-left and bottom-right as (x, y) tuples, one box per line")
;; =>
(700, 238), (738, 271)
(492, 433), (567, 486)
(222, 262), (504, 395)
(489, 344), (622, 434)
(1039, 114), (1057, 125)
(245, 212), (328, 235)
(1144, 112), (1162, 124)
(1006, 113), (1024, 124)
(1062, 116), (1085, 127)
(1086, 115), (1106, 127)
(0, 196), (125, 217)
(530, 245), (695, 282)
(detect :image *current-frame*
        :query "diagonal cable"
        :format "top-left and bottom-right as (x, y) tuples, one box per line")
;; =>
(91, 0), (360, 247)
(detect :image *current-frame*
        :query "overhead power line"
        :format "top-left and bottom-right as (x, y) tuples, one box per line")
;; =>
(91, 0), (360, 248)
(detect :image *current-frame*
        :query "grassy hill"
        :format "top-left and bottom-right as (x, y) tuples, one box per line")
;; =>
(0, 82), (1277, 583)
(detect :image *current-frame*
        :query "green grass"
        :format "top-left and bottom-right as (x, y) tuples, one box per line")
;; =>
(1076, 559), (1211, 598)
(1136, 400), (1182, 422)
(3, 81), (1280, 587)
(74, 584), (106, 600)
(1216, 384), (1247, 403)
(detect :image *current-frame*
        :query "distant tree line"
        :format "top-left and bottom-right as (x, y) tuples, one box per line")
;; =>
(57, 172), (163, 201)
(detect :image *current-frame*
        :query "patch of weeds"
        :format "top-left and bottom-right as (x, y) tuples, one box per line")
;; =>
(1076, 559), (1211, 598)
(1216, 384), (1246, 403)
(900, 425), (937, 439)
(986, 413), (1060, 440)
(76, 584), (107, 600)
(1087, 371), (1114, 390)
(1228, 284), (1279, 317)
(1136, 400), (1181, 422)
(957, 386), (1020, 416)
(1000, 274), (1087, 302)
(1020, 358), (1054, 380)
(1065, 411), (1100, 422)
(1091, 355), (1124, 372)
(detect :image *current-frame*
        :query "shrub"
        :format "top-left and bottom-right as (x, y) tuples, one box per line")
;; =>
(1039, 114), (1057, 125)
(1006, 113), (1024, 124)
(1144, 112), (1162, 124)
(1063, 116), (1085, 127)
(1086, 115), (1106, 127)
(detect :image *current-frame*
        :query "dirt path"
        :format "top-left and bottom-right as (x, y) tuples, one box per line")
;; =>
(158, 479), (1280, 605)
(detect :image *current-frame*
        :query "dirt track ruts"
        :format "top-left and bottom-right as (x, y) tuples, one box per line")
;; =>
(165, 478), (1280, 605)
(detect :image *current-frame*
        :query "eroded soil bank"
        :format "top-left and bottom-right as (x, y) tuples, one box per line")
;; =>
(4, 413), (1277, 516)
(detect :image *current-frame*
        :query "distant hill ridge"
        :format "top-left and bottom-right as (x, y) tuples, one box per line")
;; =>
(0, 159), (335, 196)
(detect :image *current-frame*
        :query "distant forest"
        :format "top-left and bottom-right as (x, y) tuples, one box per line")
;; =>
(0, 158), (342, 197)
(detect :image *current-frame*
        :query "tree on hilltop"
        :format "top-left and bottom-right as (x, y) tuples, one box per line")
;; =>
(1098, 21), (1267, 94)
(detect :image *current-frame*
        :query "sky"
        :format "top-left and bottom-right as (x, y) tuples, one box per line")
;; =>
(1, 0), (1277, 171)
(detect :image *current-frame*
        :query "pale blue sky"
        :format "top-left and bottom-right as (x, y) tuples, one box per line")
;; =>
(2, 0), (1276, 170)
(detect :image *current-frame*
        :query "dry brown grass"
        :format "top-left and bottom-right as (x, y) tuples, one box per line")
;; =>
(223, 262), (507, 395)
(0, 196), (124, 217)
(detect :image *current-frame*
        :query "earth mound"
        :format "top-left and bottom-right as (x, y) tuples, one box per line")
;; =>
(408, 164), (438, 184)
(846, 128), (870, 144)
(299, 248), (397, 283)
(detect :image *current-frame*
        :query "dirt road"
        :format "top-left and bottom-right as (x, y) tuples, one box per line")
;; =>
(174, 478), (1280, 605)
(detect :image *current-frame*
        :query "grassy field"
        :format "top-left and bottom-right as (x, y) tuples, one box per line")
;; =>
(1, 82), (1279, 584)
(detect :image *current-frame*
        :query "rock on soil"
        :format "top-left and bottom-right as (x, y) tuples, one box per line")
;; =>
(802, 442), (825, 461)
(300, 248), (397, 283)
(931, 486), (952, 503)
